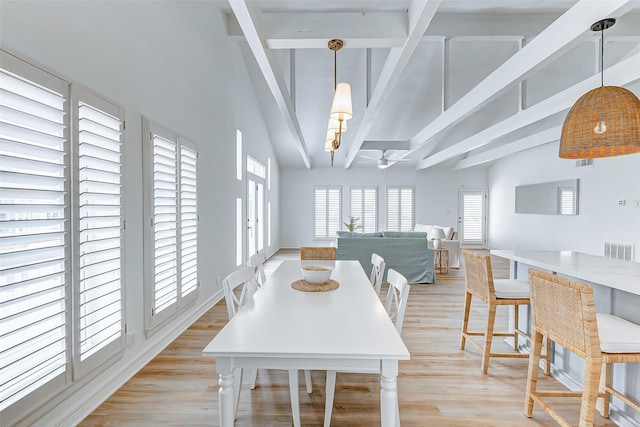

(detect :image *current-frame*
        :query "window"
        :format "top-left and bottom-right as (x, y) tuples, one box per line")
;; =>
(350, 186), (377, 232)
(236, 130), (242, 181)
(458, 188), (486, 247)
(314, 186), (341, 239)
(247, 155), (265, 178)
(267, 157), (271, 191)
(236, 198), (242, 266)
(0, 51), (125, 420)
(267, 201), (272, 246)
(558, 187), (576, 215)
(386, 186), (414, 231)
(73, 87), (125, 376)
(143, 119), (198, 332)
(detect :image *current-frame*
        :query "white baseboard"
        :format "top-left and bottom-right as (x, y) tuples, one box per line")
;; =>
(40, 289), (224, 427)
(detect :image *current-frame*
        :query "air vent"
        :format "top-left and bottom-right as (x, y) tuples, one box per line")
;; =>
(575, 159), (594, 167)
(604, 242), (635, 262)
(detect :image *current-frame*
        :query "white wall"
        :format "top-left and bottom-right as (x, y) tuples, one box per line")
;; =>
(488, 143), (640, 257)
(0, 1), (279, 424)
(280, 166), (487, 247)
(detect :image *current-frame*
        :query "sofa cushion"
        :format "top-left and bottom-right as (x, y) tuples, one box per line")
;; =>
(413, 223), (433, 233)
(428, 226), (454, 240)
(383, 231), (428, 238)
(336, 231), (383, 238)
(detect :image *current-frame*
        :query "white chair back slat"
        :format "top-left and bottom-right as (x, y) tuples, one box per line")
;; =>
(369, 253), (386, 296)
(247, 252), (267, 287)
(222, 265), (258, 320)
(384, 268), (410, 333)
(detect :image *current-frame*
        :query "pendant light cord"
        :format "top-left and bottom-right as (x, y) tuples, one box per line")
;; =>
(600, 27), (604, 87)
(334, 49), (337, 91)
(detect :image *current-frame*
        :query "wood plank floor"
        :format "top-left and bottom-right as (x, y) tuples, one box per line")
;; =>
(80, 249), (617, 426)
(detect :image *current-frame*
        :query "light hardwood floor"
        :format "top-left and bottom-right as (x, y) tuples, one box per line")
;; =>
(80, 250), (617, 426)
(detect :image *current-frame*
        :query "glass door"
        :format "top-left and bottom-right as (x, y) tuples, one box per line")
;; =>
(246, 177), (265, 257)
(458, 188), (487, 248)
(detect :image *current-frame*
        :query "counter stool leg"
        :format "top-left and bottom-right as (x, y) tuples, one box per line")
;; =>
(524, 331), (544, 418)
(460, 292), (472, 350)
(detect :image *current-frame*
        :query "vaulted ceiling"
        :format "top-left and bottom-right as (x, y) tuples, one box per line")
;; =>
(224, 0), (640, 170)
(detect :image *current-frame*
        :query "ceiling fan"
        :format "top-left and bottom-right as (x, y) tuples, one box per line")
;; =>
(359, 149), (411, 169)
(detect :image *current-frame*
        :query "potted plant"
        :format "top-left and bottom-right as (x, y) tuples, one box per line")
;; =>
(343, 215), (362, 232)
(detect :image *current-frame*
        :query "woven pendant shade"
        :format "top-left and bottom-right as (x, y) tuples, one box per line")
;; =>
(559, 85), (640, 159)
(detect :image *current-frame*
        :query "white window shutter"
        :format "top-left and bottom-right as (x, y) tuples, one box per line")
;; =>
(314, 186), (341, 239)
(74, 88), (125, 374)
(350, 186), (377, 233)
(386, 186), (413, 231)
(144, 120), (198, 331)
(363, 187), (377, 233)
(0, 54), (70, 411)
(179, 141), (198, 298)
(314, 188), (327, 238)
(460, 189), (486, 246)
(327, 188), (341, 237)
(152, 133), (178, 315)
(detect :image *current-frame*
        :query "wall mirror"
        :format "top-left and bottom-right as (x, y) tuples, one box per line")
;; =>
(515, 179), (579, 215)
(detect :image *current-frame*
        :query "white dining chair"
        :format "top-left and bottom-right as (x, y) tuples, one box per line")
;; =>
(244, 252), (312, 395)
(246, 251), (267, 288)
(323, 268), (410, 427)
(369, 253), (386, 296)
(221, 265), (259, 417)
(222, 264), (311, 427)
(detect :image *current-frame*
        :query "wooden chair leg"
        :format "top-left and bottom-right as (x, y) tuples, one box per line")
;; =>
(513, 304), (520, 351)
(524, 331), (544, 418)
(324, 371), (337, 427)
(599, 362), (612, 418)
(578, 357), (602, 427)
(481, 302), (497, 374)
(460, 292), (472, 350)
(544, 336), (552, 376)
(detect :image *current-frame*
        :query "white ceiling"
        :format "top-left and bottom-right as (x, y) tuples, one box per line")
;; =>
(224, 0), (640, 170)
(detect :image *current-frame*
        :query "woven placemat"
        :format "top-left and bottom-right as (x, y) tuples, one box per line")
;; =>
(291, 279), (339, 292)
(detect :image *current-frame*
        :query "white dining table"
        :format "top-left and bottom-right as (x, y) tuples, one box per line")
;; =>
(203, 259), (410, 426)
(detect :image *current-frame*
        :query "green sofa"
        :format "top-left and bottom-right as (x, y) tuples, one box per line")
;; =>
(335, 231), (435, 283)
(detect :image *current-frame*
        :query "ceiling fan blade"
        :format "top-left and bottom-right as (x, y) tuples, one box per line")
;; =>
(359, 155), (379, 160)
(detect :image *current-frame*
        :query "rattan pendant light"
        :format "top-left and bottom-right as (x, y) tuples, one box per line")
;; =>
(559, 18), (640, 159)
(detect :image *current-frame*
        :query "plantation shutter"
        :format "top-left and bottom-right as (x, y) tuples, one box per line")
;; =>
(0, 53), (70, 410)
(387, 188), (399, 231)
(399, 187), (414, 231)
(314, 186), (341, 239)
(459, 189), (486, 246)
(386, 186), (414, 231)
(179, 141), (198, 298)
(350, 186), (377, 233)
(152, 131), (178, 316)
(144, 121), (198, 331)
(559, 188), (575, 215)
(74, 88), (125, 374)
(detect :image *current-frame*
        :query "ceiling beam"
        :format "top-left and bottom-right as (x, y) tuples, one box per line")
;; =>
(418, 52), (640, 169)
(453, 126), (563, 170)
(229, 0), (311, 168)
(343, 0), (442, 169)
(226, 12), (408, 49)
(399, 0), (632, 166)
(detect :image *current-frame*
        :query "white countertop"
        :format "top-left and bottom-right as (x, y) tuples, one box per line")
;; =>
(490, 250), (640, 296)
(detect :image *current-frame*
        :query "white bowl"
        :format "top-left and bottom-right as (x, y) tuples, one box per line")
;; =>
(301, 265), (333, 284)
